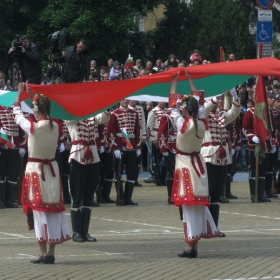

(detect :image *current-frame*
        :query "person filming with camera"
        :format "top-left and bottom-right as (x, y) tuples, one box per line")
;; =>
(7, 35), (42, 85)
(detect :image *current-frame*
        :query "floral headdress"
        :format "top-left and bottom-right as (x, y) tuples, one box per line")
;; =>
(32, 93), (44, 111)
(181, 95), (191, 108)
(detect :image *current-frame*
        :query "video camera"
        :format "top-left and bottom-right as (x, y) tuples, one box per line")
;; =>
(48, 28), (71, 54)
(10, 34), (24, 63)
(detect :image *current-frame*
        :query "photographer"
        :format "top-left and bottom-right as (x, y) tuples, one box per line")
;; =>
(60, 40), (90, 83)
(7, 35), (42, 85)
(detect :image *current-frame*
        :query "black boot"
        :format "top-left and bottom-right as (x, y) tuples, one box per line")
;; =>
(102, 180), (115, 203)
(7, 181), (18, 208)
(81, 206), (97, 242)
(265, 173), (278, 198)
(219, 188), (229, 203)
(259, 177), (271, 202)
(249, 178), (260, 203)
(226, 175), (237, 199)
(124, 181), (138, 205)
(166, 178), (174, 204)
(144, 175), (156, 183)
(153, 163), (164, 186)
(0, 182), (7, 209)
(209, 203), (226, 237)
(115, 180), (126, 206)
(70, 208), (85, 242)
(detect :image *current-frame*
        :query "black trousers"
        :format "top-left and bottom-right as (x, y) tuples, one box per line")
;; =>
(164, 150), (175, 179)
(206, 163), (227, 203)
(114, 150), (137, 181)
(249, 151), (270, 177)
(69, 160), (99, 208)
(0, 147), (21, 182)
(100, 152), (115, 181)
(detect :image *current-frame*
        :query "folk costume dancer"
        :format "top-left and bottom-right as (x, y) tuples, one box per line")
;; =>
(147, 102), (167, 186)
(172, 90), (218, 259)
(128, 100), (147, 187)
(201, 88), (241, 237)
(158, 79), (182, 204)
(107, 99), (141, 206)
(14, 83), (71, 264)
(0, 104), (27, 208)
(66, 111), (110, 242)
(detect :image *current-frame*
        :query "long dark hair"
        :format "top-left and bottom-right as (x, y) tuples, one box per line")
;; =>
(38, 96), (53, 130)
(186, 96), (200, 138)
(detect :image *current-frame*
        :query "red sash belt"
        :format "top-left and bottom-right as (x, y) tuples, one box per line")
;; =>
(202, 141), (227, 147)
(176, 149), (205, 177)
(28, 157), (56, 181)
(72, 140), (95, 146)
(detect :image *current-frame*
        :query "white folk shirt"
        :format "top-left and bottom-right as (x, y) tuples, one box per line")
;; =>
(65, 111), (110, 165)
(147, 105), (167, 142)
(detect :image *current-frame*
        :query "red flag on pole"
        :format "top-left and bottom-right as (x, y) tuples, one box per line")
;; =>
(254, 76), (273, 151)
(220, 47), (226, 62)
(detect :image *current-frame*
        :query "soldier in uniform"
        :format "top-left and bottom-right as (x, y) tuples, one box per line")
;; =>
(106, 99), (141, 206)
(147, 102), (167, 186)
(242, 91), (276, 203)
(65, 110), (110, 242)
(201, 89), (241, 237)
(0, 105), (27, 208)
(128, 100), (147, 187)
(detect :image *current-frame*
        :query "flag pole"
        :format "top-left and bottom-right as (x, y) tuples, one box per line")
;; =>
(255, 43), (262, 203)
(220, 47), (224, 62)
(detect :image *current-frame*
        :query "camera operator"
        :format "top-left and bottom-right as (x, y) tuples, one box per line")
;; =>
(60, 40), (90, 83)
(7, 35), (42, 85)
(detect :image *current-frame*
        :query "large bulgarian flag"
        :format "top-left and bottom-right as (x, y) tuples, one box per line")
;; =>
(0, 128), (13, 148)
(1, 57), (280, 120)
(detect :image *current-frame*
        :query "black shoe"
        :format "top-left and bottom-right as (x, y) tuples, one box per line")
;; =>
(144, 176), (156, 183)
(45, 255), (55, 264)
(30, 256), (47, 264)
(7, 202), (18, 208)
(267, 191), (278, 198)
(103, 197), (116, 203)
(218, 230), (226, 237)
(83, 233), (97, 242)
(126, 200), (138, 206)
(168, 198), (174, 205)
(120, 199), (126, 206)
(72, 232), (85, 242)
(226, 193), (237, 199)
(91, 200), (100, 207)
(219, 196), (229, 203)
(178, 249), (193, 258)
(0, 201), (7, 209)
(192, 249), (198, 258)
(134, 181), (142, 187)
(259, 195), (271, 202)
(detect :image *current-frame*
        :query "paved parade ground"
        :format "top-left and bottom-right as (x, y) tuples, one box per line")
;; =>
(1, 173), (280, 280)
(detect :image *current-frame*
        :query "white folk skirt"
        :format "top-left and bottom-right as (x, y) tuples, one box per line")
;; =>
(182, 204), (218, 242)
(33, 210), (71, 245)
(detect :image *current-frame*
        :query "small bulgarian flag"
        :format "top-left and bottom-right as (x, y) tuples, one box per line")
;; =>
(122, 128), (133, 149)
(0, 128), (13, 148)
